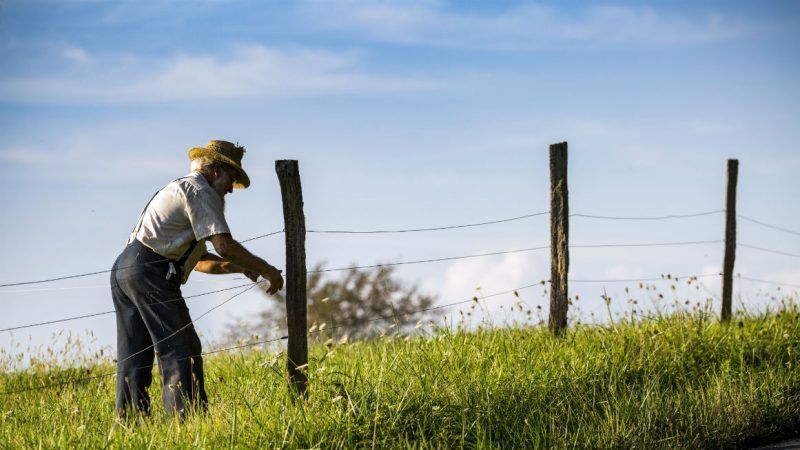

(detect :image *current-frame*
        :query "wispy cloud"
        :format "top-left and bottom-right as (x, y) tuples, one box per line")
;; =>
(62, 46), (92, 65)
(0, 43), (435, 104)
(300, 1), (762, 50)
(0, 143), (184, 182)
(0, 121), (187, 182)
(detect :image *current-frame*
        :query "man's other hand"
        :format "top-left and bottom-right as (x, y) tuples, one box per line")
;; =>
(262, 265), (284, 295)
(243, 269), (259, 283)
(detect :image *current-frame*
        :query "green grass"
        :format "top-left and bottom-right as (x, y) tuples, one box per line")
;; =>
(1, 306), (799, 449)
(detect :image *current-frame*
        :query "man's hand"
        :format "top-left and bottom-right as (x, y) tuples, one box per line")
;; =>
(243, 269), (260, 283)
(209, 233), (284, 294)
(261, 265), (284, 295)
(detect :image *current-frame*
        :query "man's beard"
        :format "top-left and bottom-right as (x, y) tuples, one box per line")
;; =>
(210, 178), (229, 210)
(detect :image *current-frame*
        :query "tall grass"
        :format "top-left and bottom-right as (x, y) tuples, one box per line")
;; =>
(1, 302), (798, 448)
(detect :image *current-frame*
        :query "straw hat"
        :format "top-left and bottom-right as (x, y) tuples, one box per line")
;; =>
(188, 140), (251, 189)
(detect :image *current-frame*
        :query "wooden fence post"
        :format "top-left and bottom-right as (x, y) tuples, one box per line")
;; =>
(721, 159), (738, 322)
(549, 142), (569, 335)
(275, 160), (308, 395)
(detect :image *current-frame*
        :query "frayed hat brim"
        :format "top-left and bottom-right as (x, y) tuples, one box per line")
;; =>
(188, 147), (250, 189)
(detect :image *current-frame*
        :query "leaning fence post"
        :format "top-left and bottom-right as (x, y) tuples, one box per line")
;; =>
(275, 160), (308, 395)
(721, 159), (738, 322)
(549, 142), (569, 335)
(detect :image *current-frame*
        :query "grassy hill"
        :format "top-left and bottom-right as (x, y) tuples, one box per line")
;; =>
(1, 305), (799, 448)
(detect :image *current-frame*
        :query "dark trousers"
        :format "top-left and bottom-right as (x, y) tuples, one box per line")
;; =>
(110, 239), (207, 418)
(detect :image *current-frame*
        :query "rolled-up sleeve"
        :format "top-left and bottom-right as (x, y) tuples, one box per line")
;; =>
(185, 189), (231, 241)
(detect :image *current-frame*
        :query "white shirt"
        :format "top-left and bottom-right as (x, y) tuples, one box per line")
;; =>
(128, 171), (230, 283)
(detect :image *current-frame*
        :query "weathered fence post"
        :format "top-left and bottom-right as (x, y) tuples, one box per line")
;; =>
(549, 142), (569, 335)
(721, 159), (738, 322)
(275, 160), (308, 395)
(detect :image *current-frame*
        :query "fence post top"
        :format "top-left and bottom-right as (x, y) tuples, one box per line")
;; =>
(275, 160), (300, 174)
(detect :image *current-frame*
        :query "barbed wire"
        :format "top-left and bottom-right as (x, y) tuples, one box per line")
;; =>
(307, 211), (549, 234)
(0, 235), (779, 333)
(0, 230), (284, 288)
(0, 281), (258, 333)
(307, 209), (727, 234)
(308, 240), (724, 274)
(0, 238), (724, 290)
(570, 210), (724, 220)
(737, 276), (800, 289)
(739, 243), (800, 259)
(569, 273), (721, 283)
(239, 231), (285, 243)
(0, 247), (732, 332)
(0, 275), (250, 295)
(570, 240), (723, 249)
(309, 246), (550, 273)
(737, 214), (800, 237)
(0, 208), (793, 289)
(0, 265), (728, 334)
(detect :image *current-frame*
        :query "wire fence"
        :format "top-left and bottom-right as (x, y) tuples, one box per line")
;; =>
(0, 201), (797, 396)
(0, 209), (797, 334)
(0, 230), (285, 288)
(2, 208), (798, 289)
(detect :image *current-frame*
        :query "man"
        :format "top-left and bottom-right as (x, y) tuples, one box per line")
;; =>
(110, 140), (284, 418)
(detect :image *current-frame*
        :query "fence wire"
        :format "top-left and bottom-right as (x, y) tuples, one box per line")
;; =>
(738, 276), (800, 289)
(0, 238), (727, 289)
(739, 243), (800, 259)
(738, 214), (800, 237)
(570, 210), (723, 220)
(569, 273), (721, 283)
(2, 208), (792, 289)
(0, 281), (257, 333)
(0, 230), (284, 288)
(0, 206), (797, 368)
(0, 271), (734, 336)
(307, 211), (549, 234)
(0, 238), (785, 331)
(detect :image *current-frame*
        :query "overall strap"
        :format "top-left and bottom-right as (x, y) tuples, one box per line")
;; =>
(128, 175), (195, 242)
(177, 239), (199, 268)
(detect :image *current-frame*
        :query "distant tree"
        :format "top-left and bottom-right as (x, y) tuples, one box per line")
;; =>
(225, 263), (440, 342)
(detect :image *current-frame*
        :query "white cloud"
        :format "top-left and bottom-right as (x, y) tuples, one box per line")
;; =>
(301, 1), (761, 50)
(0, 43), (436, 104)
(437, 251), (547, 320)
(62, 46), (92, 65)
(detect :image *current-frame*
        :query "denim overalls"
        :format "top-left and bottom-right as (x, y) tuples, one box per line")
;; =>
(111, 178), (208, 418)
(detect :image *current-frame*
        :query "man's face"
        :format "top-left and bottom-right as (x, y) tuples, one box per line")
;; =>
(211, 165), (236, 197)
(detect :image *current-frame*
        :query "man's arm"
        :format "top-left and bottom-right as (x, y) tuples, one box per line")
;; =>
(194, 253), (257, 279)
(208, 233), (284, 294)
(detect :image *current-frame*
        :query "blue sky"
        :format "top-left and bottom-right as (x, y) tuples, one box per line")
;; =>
(1, 0), (798, 361)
